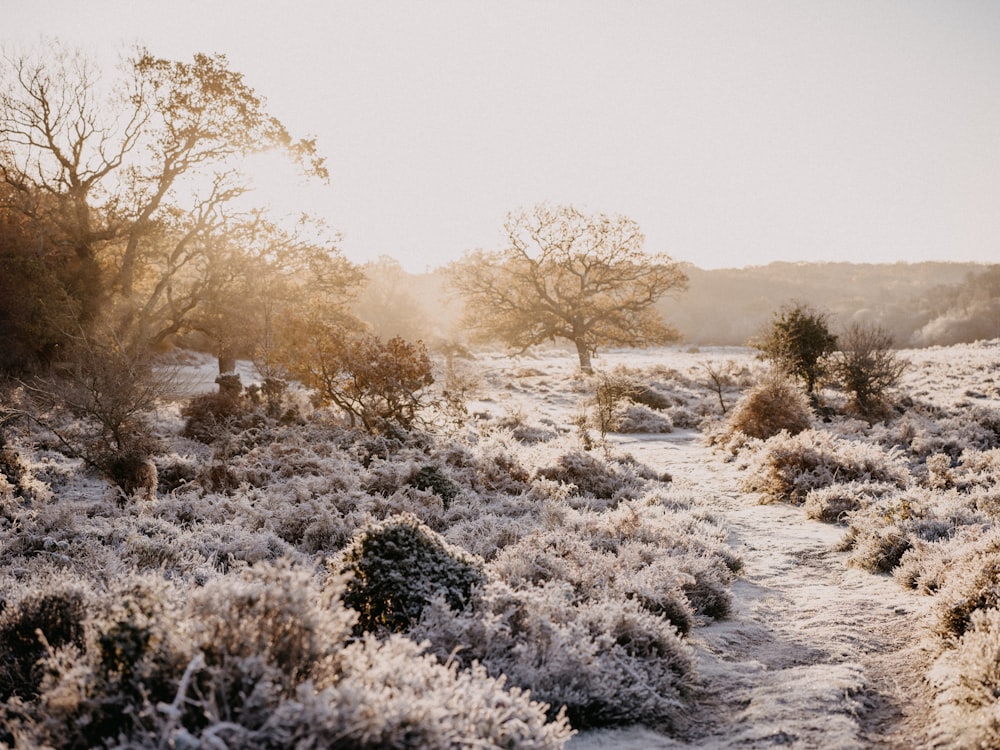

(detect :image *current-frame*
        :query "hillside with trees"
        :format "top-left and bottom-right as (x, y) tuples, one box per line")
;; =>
(658, 261), (997, 347)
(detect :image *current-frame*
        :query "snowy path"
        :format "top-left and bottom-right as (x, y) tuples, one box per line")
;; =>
(571, 432), (934, 750)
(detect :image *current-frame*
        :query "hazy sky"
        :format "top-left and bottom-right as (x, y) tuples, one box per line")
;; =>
(6, 1), (1000, 272)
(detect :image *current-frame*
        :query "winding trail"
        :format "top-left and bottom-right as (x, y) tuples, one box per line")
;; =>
(571, 431), (935, 750)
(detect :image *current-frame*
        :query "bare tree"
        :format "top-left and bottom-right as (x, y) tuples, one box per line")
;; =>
(833, 322), (907, 419)
(447, 204), (687, 372)
(701, 361), (733, 415)
(0, 43), (328, 354)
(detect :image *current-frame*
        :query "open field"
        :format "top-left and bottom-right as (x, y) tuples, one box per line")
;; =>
(1, 341), (999, 748)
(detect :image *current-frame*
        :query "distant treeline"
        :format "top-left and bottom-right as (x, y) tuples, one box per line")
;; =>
(659, 261), (1000, 347)
(360, 261), (999, 350)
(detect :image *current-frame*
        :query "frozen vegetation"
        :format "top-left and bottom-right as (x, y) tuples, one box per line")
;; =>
(0, 341), (999, 747)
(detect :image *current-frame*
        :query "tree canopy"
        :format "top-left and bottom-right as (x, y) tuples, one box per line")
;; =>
(447, 204), (688, 371)
(753, 302), (838, 396)
(0, 42), (348, 371)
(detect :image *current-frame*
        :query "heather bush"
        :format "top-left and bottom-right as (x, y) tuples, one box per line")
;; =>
(725, 371), (813, 440)
(934, 551), (1000, 640)
(536, 450), (647, 504)
(3, 564), (572, 750)
(414, 580), (696, 729)
(311, 635), (573, 749)
(181, 385), (256, 443)
(0, 586), (88, 701)
(488, 409), (561, 443)
(407, 464), (461, 505)
(448, 430), (534, 494)
(802, 481), (898, 524)
(610, 402), (674, 433)
(839, 489), (982, 575)
(743, 429), (908, 504)
(337, 513), (487, 634)
(930, 607), (1000, 750)
(488, 530), (696, 634)
(486, 497), (737, 634)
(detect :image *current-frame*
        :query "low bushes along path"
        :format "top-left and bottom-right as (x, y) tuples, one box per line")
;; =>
(572, 430), (935, 750)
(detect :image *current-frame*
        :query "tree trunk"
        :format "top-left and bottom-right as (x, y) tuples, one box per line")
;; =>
(574, 338), (593, 373)
(218, 345), (236, 375)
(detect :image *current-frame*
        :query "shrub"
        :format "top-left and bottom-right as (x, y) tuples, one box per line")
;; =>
(744, 429), (908, 504)
(0, 588), (88, 700)
(752, 301), (838, 396)
(832, 322), (907, 420)
(610, 403), (674, 434)
(5, 565), (573, 750)
(408, 464), (461, 505)
(101, 442), (158, 501)
(591, 373), (639, 442)
(287, 332), (434, 436)
(337, 513), (486, 634)
(935, 552), (1000, 640)
(535, 450), (645, 503)
(414, 581), (696, 729)
(181, 387), (253, 443)
(930, 607), (1000, 750)
(726, 372), (813, 440)
(802, 481), (898, 524)
(288, 634), (574, 749)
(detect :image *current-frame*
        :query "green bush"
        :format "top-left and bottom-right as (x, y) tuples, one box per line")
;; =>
(752, 302), (838, 396)
(408, 464), (461, 505)
(338, 513), (486, 634)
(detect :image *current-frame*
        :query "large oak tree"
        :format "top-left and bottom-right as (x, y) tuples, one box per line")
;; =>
(0, 42), (339, 363)
(448, 204), (688, 371)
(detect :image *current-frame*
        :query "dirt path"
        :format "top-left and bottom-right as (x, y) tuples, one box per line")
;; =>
(571, 431), (935, 750)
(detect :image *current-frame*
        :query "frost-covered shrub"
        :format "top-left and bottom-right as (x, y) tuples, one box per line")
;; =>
(934, 552), (1000, 640)
(743, 429), (908, 504)
(414, 581), (695, 729)
(488, 531), (694, 634)
(840, 490), (976, 575)
(337, 513), (486, 634)
(281, 634), (573, 749)
(154, 450), (200, 492)
(725, 372), (813, 441)
(190, 562), (353, 696)
(930, 607), (1000, 750)
(0, 440), (28, 499)
(487, 500), (736, 634)
(610, 402), (674, 434)
(536, 450), (645, 503)
(448, 431), (534, 494)
(802, 481), (898, 524)
(668, 405), (703, 429)
(181, 387), (256, 443)
(831, 322), (907, 420)
(103, 444), (158, 501)
(4, 564), (573, 750)
(846, 522), (915, 574)
(407, 464), (461, 505)
(630, 384), (674, 410)
(11, 575), (190, 749)
(0, 586), (88, 701)
(489, 410), (560, 443)
(925, 452), (955, 490)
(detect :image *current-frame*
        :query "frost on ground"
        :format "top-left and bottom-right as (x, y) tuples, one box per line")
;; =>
(1, 341), (998, 748)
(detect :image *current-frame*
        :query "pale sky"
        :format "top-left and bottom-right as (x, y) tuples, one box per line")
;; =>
(5, 1), (1000, 272)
